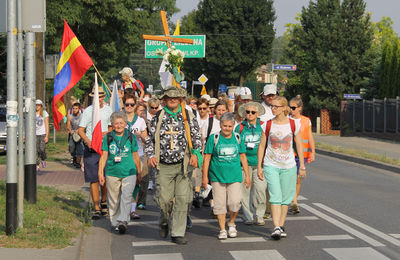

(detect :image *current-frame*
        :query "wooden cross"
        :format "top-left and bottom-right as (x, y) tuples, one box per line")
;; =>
(142, 11), (194, 48)
(142, 11), (194, 152)
(165, 125), (179, 150)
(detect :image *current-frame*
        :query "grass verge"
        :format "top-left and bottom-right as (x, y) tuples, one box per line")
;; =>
(316, 142), (400, 167)
(0, 181), (90, 248)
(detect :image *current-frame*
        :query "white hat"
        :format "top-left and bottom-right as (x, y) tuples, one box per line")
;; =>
(261, 84), (277, 96)
(201, 94), (211, 101)
(143, 96), (150, 102)
(119, 67), (134, 77)
(209, 98), (218, 107)
(36, 99), (43, 105)
(237, 87), (252, 100)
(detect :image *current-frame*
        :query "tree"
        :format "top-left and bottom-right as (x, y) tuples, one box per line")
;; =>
(45, 0), (178, 100)
(284, 0), (372, 112)
(181, 0), (275, 93)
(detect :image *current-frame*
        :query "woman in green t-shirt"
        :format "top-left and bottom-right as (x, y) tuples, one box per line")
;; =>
(98, 112), (142, 234)
(202, 113), (250, 240)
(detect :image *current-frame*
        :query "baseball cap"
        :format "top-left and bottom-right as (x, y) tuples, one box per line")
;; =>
(261, 84), (277, 96)
(237, 87), (252, 100)
(119, 67), (134, 77)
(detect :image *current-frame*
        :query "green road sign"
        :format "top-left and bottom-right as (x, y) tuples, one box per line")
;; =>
(145, 35), (206, 58)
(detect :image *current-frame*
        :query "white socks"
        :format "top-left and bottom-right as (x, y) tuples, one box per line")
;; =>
(131, 202), (137, 213)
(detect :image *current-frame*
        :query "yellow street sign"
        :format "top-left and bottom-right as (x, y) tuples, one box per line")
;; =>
(198, 74), (208, 85)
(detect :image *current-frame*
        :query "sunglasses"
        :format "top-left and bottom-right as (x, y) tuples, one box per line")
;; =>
(290, 106), (298, 110)
(271, 105), (283, 109)
(246, 110), (257, 115)
(198, 107), (208, 110)
(125, 103), (135, 107)
(150, 106), (158, 109)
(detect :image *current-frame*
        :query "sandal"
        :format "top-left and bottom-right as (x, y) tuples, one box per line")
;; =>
(130, 211), (141, 220)
(101, 202), (109, 216)
(92, 210), (101, 220)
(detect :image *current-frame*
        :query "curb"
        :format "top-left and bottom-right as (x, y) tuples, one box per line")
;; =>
(316, 148), (400, 174)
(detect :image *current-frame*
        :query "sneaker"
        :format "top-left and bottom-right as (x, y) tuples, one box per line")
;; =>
(218, 230), (228, 240)
(256, 217), (265, 226)
(130, 211), (140, 220)
(171, 236), (187, 245)
(92, 210), (101, 220)
(137, 204), (146, 210)
(291, 203), (300, 214)
(280, 226), (287, 238)
(159, 223), (169, 238)
(148, 180), (154, 190)
(41, 161), (47, 168)
(243, 218), (254, 225)
(101, 202), (109, 216)
(264, 212), (271, 219)
(118, 222), (127, 234)
(271, 227), (281, 240)
(227, 223), (237, 238)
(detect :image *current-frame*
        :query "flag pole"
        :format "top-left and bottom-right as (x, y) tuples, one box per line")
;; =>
(92, 64), (112, 93)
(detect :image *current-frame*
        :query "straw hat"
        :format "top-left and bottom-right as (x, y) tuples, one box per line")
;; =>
(238, 101), (265, 118)
(89, 85), (106, 97)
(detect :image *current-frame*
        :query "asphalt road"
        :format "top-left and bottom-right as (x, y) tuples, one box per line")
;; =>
(110, 155), (400, 260)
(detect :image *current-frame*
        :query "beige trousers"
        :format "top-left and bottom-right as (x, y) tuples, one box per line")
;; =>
(211, 182), (242, 215)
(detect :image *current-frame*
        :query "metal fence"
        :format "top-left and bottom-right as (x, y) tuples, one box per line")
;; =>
(342, 97), (400, 134)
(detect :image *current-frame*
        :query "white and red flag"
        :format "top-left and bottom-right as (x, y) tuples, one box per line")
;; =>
(91, 73), (103, 155)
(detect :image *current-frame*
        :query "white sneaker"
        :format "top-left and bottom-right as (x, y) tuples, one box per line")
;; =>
(271, 226), (281, 240)
(228, 223), (237, 238)
(280, 226), (287, 238)
(256, 217), (265, 226)
(218, 229), (228, 240)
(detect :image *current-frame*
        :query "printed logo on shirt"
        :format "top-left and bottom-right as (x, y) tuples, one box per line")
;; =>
(217, 144), (238, 162)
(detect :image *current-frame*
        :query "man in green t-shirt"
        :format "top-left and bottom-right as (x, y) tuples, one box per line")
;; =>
(202, 113), (250, 240)
(235, 102), (269, 226)
(98, 112), (141, 234)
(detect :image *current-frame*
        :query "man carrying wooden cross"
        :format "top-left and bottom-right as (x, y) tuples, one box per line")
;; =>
(144, 86), (202, 245)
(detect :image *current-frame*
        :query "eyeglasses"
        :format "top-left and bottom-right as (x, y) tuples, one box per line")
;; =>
(246, 110), (257, 115)
(271, 105), (283, 109)
(150, 106), (159, 110)
(198, 107), (208, 110)
(290, 106), (298, 110)
(125, 103), (135, 107)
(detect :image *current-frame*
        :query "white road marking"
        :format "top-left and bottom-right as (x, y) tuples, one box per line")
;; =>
(389, 234), (400, 239)
(134, 253), (183, 260)
(306, 235), (354, 241)
(132, 241), (175, 247)
(323, 247), (390, 260)
(313, 203), (400, 247)
(300, 204), (385, 247)
(128, 216), (318, 226)
(230, 250), (286, 260)
(298, 195), (308, 200)
(220, 237), (266, 243)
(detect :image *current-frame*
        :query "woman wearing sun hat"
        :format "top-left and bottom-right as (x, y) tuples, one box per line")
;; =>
(235, 102), (268, 226)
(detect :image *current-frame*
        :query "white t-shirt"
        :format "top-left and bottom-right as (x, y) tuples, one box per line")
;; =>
(200, 117), (220, 141)
(262, 120), (300, 169)
(259, 102), (274, 123)
(36, 111), (49, 136)
(127, 116), (147, 157)
(290, 116), (312, 128)
(79, 105), (112, 141)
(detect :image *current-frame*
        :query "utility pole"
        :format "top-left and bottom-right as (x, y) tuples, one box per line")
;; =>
(17, 0), (25, 228)
(6, 0), (18, 236)
(24, 32), (36, 204)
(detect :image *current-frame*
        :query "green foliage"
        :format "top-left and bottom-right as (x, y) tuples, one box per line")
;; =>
(181, 0), (275, 95)
(284, 0), (373, 112)
(45, 0), (178, 100)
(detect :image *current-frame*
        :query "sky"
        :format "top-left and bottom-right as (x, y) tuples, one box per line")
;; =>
(171, 0), (400, 36)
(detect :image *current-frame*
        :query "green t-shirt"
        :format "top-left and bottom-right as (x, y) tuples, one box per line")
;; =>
(101, 130), (138, 178)
(234, 120), (262, 166)
(204, 132), (246, 183)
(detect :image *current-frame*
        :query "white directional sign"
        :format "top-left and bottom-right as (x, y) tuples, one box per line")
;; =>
(198, 74), (208, 85)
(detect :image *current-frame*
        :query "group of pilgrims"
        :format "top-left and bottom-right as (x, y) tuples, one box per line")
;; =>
(73, 67), (316, 245)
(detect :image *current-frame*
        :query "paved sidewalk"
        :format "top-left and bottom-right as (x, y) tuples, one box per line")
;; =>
(315, 134), (400, 161)
(0, 161), (111, 260)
